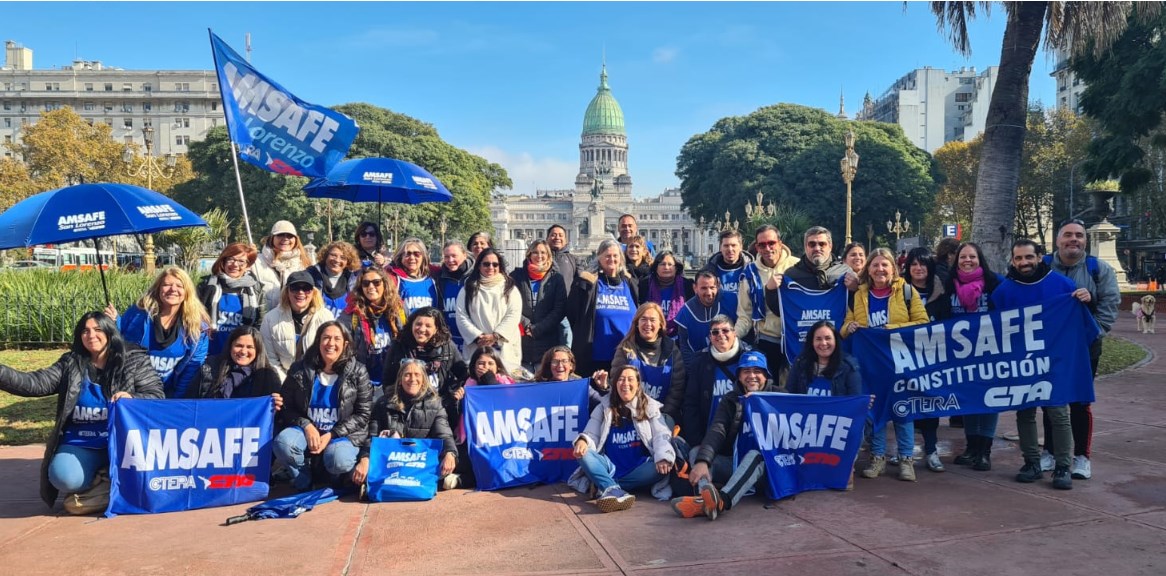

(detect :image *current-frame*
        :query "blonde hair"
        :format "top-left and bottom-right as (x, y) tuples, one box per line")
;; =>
(625, 235), (654, 267)
(392, 238), (432, 278)
(278, 282), (326, 314)
(264, 233), (312, 268)
(316, 241), (361, 272)
(617, 302), (667, 356)
(135, 266), (209, 344)
(859, 247), (899, 286)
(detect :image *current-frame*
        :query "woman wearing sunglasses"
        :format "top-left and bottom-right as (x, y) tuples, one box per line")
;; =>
(338, 266), (407, 395)
(456, 248), (523, 376)
(388, 237), (440, 317)
(260, 270), (336, 382)
(253, 220), (312, 311)
(353, 221), (388, 269)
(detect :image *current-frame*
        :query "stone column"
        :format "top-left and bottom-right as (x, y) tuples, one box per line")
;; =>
(1088, 218), (1131, 286)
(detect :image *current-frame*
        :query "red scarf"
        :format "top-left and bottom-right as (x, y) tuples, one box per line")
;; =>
(526, 260), (549, 281)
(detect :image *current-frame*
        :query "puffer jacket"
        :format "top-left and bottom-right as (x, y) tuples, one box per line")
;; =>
(260, 304), (335, 381)
(0, 350), (164, 507)
(279, 359), (372, 448)
(361, 390), (457, 460)
(193, 355), (282, 399)
(118, 305), (209, 399)
(382, 339), (468, 431)
(696, 379), (782, 464)
(681, 341), (751, 446)
(510, 265), (568, 365)
(610, 336), (687, 423)
(785, 353), (863, 397)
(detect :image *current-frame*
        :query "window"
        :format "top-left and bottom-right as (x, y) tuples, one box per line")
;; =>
(143, 83), (152, 92)
(3, 135), (10, 143)
(123, 118), (133, 129)
(2, 119), (9, 128)
(1, 101), (9, 110)
(955, 92), (971, 102)
(211, 101), (218, 111)
(957, 105), (966, 110)
(2, 82), (10, 91)
(121, 103), (133, 113)
(83, 102), (95, 111)
(175, 117), (190, 128)
(175, 82), (190, 92)
(84, 82), (93, 91)
(122, 83), (132, 92)
(43, 102), (61, 111)
(210, 83), (217, 92)
(211, 118), (218, 127)
(103, 102), (114, 112)
(143, 118), (153, 128)
(45, 82), (60, 91)
(175, 135), (190, 146)
(143, 102), (152, 112)
(174, 101), (190, 113)
(104, 83), (113, 91)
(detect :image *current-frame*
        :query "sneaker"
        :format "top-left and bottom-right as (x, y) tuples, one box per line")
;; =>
(1052, 466), (1073, 490)
(441, 473), (461, 491)
(1016, 462), (1043, 483)
(698, 481), (723, 521)
(1071, 455), (1092, 480)
(670, 496), (706, 518)
(1039, 451), (1055, 472)
(861, 455), (886, 479)
(897, 457), (916, 482)
(596, 486), (635, 513)
(925, 452), (945, 473)
(887, 454), (900, 466)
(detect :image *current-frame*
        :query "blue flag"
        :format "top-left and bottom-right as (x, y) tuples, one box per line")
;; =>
(743, 393), (867, 499)
(464, 379), (587, 491)
(209, 31), (359, 178)
(106, 397), (273, 516)
(850, 294), (1101, 427)
(779, 280), (849, 364)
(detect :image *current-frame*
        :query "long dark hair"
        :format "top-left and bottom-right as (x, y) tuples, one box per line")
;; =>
(462, 248), (516, 313)
(468, 346), (513, 381)
(608, 365), (650, 426)
(71, 311), (127, 390)
(213, 325), (271, 389)
(650, 250), (684, 280)
(904, 247), (936, 289)
(796, 320), (843, 381)
(354, 221), (384, 258)
(533, 345), (580, 381)
(951, 242), (994, 286)
(303, 321), (356, 372)
(397, 306), (452, 349)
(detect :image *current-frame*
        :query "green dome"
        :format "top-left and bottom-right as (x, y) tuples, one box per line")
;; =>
(582, 65), (625, 136)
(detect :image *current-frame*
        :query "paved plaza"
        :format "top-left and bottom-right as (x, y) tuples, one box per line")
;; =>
(1, 315), (1163, 576)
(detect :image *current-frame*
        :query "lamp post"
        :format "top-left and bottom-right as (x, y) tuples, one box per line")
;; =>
(314, 199), (346, 244)
(1068, 158), (1087, 219)
(123, 126), (176, 275)
(439, 214), (448, 247)
(887, 210), (911, 246)
(840, 127), (859, 244)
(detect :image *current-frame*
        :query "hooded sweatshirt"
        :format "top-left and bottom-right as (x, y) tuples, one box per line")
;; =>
(736, 244), (800, 341)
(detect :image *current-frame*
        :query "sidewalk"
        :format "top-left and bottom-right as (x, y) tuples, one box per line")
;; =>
(1, 315), (1164, 576)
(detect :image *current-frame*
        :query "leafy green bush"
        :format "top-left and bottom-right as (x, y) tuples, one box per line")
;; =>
(0, 269), (153, 346)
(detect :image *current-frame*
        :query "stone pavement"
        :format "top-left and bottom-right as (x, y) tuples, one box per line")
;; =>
(1, 315), (1164, 576)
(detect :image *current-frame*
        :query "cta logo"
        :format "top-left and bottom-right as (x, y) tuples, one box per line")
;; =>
(199, 474), (255, 489)
(984, 382), (1051, 408)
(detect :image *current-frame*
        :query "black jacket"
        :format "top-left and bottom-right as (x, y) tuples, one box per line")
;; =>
(510, 266), (568, 364)
(696, 380), (782, 464)
(194, 355), (282, 399)
(0, 350), (163, 507)
(785, 353), (863, 397)
(610, 336), (687, 423)
(782, 257), (852, 290)
(280, 359), (373, 448)
(681, 342), (751, 446)
(362, 391), (457, 459)
(566, 271), (640, 374)
(381, 339), (467, 429)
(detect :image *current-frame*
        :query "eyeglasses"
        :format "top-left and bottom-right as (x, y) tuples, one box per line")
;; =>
(479, 261), (501, 269)
(806, 241), (830, 249)
(1058, 218), (1086, 230)
(403, 251), (423, 258)
(710, 328), (732, 336)
(359, 230), (378, 237)
(756, 240), (779, 248)
(288, 284), (313, 293)
(550, 359), (572, 366)
(224, 258), (248, 266)
(361, 279), (384, 288)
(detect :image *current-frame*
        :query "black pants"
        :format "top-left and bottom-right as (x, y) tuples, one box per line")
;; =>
(754, 338), (789, 382)
(1043, 338), (1101, 458)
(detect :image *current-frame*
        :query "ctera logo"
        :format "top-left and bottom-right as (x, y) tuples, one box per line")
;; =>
(502, 446), (534, 460)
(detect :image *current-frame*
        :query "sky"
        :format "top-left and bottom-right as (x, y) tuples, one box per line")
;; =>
(4, 1), (1060, 198)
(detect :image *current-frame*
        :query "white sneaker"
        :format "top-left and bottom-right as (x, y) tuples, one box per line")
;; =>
(925, 452), (945, 472)
(441, 473), (461, 491)
(1040, 451), (1055, 472)
(1071, 455), (1091, 480)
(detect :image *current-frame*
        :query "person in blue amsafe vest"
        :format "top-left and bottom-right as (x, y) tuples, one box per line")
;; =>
(639, 250), (694, 338)
(611, 303), (687, 427)
(510, 240), (567, 374)
(193, 325), (284, 404)
(570, 365), (677, 513)
(382, 307), (468, 443)
(353, 221), (389, 269)
(435, 241), (472, 353)
(0, 312), (163, 512)
(307, 241), (360, 319)
(671, 350), (780, 520)
(388, 238), (440, 317)
(108, 266), (209, 399)
(354, 359), (459, 491)
(274, 321), (373, 491)
(674, 271), (724, 372)
(339, 266), (407, 394)
(682, 314), (751, 447)
(702, 229), (751, 326)
(196, 243), (265, 357)
(567, 239), (640, 375)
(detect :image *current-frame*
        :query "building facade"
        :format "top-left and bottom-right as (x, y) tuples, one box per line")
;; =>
(1, 40), (224, 158)
(1051, 48), (1086, 114)
(490, 65), (703, 264)
(858, 66), (999, 153)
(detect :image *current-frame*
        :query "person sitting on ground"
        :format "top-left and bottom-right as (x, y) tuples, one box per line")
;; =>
(0, 312), (163, 513)
(381, 306), (467, 420)
(533, 345), (611, 411)
(450, 346), (516, 488)
(682, 314), (751, 447)
(194, 325), (283, 406)
(570, 365), (676, 513)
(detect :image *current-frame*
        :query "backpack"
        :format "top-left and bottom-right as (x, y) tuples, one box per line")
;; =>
(1042, 254), (1101, 286)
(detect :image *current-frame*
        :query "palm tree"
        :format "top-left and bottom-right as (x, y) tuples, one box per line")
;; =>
(930, 1), (1161, 266)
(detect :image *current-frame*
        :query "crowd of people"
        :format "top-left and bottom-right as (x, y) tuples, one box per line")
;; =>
(0, 214), (1119, 519)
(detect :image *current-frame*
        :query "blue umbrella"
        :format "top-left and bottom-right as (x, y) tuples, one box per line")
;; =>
(303, 157), (453, 213)
(0, 182), (207, 302)
(224, 487), (339, 525)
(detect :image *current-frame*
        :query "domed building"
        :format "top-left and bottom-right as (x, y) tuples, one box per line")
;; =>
(490, 64), (703, 263)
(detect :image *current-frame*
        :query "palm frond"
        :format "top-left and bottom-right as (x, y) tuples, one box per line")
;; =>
(1057, 1), (1164, 58)
(930, 1), (994, 56)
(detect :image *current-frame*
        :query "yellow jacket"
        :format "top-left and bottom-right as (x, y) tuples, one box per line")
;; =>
(844, 276), (929, 336)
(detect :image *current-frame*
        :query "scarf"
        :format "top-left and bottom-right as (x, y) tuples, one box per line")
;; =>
(219, 364), (253, 399)
(648, 276), (686, 328)
(479, 272), (505, 288)
(710, 338), (741, 363)
(263, 246), (303, 276)
(209, 272), (261, 326)
(526, 260), (549, 281)
(632, 332), (663, 365)
(954, 267), (985, 312)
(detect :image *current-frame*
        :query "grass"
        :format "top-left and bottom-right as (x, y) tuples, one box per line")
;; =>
(0, 336), (1151, 446)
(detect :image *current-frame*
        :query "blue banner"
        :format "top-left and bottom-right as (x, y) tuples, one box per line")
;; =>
(367, 437), (440, 502)
(850, 294), (1101, 427)
(743, 393), (867, 499)
(779, 280), (849, 364)
(464, 379), (587, 491)
(106, 397), (273, 516)
(209, 31), (359, 178)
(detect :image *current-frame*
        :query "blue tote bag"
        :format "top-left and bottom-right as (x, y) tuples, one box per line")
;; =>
(366, 437), (441, 502)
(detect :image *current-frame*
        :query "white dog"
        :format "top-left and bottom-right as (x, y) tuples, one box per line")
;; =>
(1132, 295), (1156, 334)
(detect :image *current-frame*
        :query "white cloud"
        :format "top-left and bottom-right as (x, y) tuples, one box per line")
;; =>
(470, 146), (578, 197)
(652, 46), (679, 64)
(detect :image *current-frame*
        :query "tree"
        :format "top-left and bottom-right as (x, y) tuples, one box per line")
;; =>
(677, 103), (938, 245)
(1016, 104), (1091, 247)
(158, 208), (231, 270)
(928, 1), (1161, 267)
(926, 137), (980, 241)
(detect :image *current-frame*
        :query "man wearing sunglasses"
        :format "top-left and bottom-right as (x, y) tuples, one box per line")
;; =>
(735, 225), (799, 376)
(779, 226), (858, 291)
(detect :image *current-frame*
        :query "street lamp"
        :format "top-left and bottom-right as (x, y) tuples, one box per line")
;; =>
(840, 127), (860, 244)
(123, 126), (176, 275)
(887, 210), (911, 245)
(314, 199), (346, 244)
(439, 214), (448, 247)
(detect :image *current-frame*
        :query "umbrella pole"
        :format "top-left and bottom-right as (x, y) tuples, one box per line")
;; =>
(94, 240), (111, 305)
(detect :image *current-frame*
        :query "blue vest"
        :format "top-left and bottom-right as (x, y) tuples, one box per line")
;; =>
(806, 375), (833, 397)
(530, 279), (542, 303)
(308, 374), (341, 433)
(593, 281), (635, 362)
(605, 417), (651, 480)
(630, 355), (673, 404)
(62, 374), (109, 448)
(708, 361), (739, 426)
(657, 285), (676, 318)
(868, 292), (890, 328)
(322, 291), (349, 319)
(716, 266), (742, 321)
(398, 276), (438, 316)
(440, 277), (466, 350)
(367, 316), (393, 387)
(150, 330), (189, 390)
(209, 292), (244, 357)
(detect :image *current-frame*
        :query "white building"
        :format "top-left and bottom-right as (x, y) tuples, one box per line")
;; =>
(1051, 49), (1086, 113)
(858, 66), (999, 153)
(1, 40), (224, 158)
(490, 65), (702, 263)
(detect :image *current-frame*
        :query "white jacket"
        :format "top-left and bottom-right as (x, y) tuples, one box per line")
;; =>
(252, 247), (307, 312)
(260, 305), (335, 381)
(455, 280), (523, 373)
(568, 394), (676, 500)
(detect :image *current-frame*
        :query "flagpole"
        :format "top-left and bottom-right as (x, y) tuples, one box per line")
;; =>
(208, 29), (254, 246)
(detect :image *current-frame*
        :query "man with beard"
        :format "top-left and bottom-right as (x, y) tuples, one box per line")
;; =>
(991, 238), (1085, 490)
(703, 229), (752, 325)
(780, 226), (856, 290)
(674, 271), (724, 371)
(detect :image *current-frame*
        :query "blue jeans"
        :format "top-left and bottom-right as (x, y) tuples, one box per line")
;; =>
(577, 450), (662, 493)
(272, 427), (360, 490)
(963, 413), (998, 439)
(48, 445), (106, 493)
(870, 420), (915, 459)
